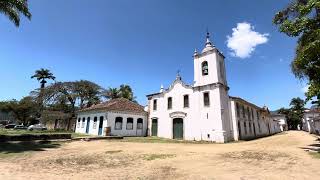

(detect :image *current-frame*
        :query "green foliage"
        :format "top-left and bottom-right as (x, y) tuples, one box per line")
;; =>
(277, 97), (305, 129)
(31, 68), (56, 89)
(0, 0), (31, 27)
(273, 0), (320, 105)
(0, 96), (38, 125)
(103, 84), (136, 102)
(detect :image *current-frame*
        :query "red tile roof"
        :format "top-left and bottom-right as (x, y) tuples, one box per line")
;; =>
(78, 98), (146, 114)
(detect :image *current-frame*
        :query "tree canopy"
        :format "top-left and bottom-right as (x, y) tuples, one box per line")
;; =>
(278, 97), (305, 129)
(31, 68), (56, 89)
(273, 0), (320, 105)
(0, 0), (31, 27)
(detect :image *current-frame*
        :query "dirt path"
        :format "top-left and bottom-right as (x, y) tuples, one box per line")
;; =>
(0, 131), (319, 180)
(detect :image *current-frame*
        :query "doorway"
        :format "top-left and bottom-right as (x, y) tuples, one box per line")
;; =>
(173, 118), (183, 139)
(151, 118), (158, 136)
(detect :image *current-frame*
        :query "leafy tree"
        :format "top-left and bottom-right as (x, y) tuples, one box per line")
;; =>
(103, 84), (136, 102)
(103, 87), (120, 100)
(119, 84), (136, 102)
(75, 80), (103, 108)
(273, 0), (320, 105)
(35, 80), (103, 130)
(0, 0), (31, 27)
(31, 68), (56, 89)
(0, 97), (38, 125)
(278, 97), (305, 130)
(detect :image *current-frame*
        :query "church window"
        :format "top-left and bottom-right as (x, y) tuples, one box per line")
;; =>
(202, 61), (209, 76)
(244, 121), (247, 134)
(247, 107), (251, 120)
(219, 61), (224, 80)
(183, 95), (189, 108)
(203, 92), (210, 107)
(115, 117), (123, 130)
(126, 118), (133, 130)
(77, 118), (80, 127)
(167, 97), (172, 109)
(236, 103), (240, 118)
(251, 108), (255, 120)
(242, 105), (245, 118)
(153, 99), (157, 111)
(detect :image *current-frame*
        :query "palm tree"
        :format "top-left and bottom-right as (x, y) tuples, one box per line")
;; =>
(104, 88), (120, 100)
(119, 84), (136, 101)
(31, 68), (56, 89)
(0, 0), (31, 27)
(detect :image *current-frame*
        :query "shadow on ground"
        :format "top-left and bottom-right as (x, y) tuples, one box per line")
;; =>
(301, 137), (320, 153)
(0, 141), (62, 155)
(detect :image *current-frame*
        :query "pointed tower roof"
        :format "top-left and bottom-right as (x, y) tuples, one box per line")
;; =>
(202, 31), (215, 53)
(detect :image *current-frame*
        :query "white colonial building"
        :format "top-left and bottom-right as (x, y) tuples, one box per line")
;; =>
(75, 98), (148, 137)
(146, 32), (282, 143)
(302, 108), (320, 135)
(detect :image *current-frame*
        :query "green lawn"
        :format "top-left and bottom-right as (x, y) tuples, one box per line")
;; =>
(0, 129), (91, 138)
(0, 141), (64, 158)
(309, 152), (320, 159)
(119, 136), (214, 144)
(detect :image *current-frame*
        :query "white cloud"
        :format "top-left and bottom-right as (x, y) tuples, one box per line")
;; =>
(227, 22), (269, 59)
(302, 85), (310, 93)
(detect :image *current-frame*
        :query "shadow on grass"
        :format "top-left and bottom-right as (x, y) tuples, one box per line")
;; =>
(301, 137), (320, 158)
(0, 141), (62, 155)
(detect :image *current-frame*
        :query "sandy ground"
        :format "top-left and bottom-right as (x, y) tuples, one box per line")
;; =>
(0, 131), (320, 180)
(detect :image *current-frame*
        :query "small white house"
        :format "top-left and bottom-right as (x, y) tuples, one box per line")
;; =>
(271, 113), (287, 132)
(75, 98), (148, 136)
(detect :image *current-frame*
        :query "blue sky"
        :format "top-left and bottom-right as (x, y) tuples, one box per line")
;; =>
(0, 0), (309, 110)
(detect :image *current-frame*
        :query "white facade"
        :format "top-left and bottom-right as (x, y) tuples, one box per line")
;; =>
(75, 111), (147, 136)
(302, 110), (320, 135)
(75, 99), (148, 137)
(147, 33), (281, 143)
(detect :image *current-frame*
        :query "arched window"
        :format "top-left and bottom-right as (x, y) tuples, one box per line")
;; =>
(93, 117), (97, 129)
(202, 61), (209, 76)
(137, 118), (143, 129)
(126, 118), (133, 130)
(183, 95), (189, 108)
(236, 103), (240, 118)
(167, 97), (172, 109)
(115, 117), (123, 130)
(77, 118), (81, 127)
(82, 117), (85, 128)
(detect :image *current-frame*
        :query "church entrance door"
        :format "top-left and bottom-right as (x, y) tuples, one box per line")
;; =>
(173, 118), (183, 139)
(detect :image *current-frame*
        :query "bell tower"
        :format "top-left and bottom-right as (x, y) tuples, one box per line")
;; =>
(193, 32), (227, 87)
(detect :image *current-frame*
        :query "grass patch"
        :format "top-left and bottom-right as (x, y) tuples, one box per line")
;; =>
(0, 141), (62, 158)
(142, 153), (176, 161)
(309, 152), (320, 159)
(220, 151), (290, 162)
(120, 137), (213, 144)
(105, 150), (123, 154)
(0, 129), (91, 139)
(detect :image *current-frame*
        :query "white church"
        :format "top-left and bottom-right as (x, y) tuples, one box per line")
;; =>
(75, 32), (282, 143)
(146, 32), (282, 143)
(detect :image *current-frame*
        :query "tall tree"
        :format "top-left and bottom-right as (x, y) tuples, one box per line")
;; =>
(0, 97), (38, 125)
(278, 97), (305, 130)
(273, 0), (320, 105)
(74, 80), (103, 108)
(31, 68), (56, 89)
(119, 84), (136, 102)
(0, 0), (31, 27)
(103, 87), (120, 100)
